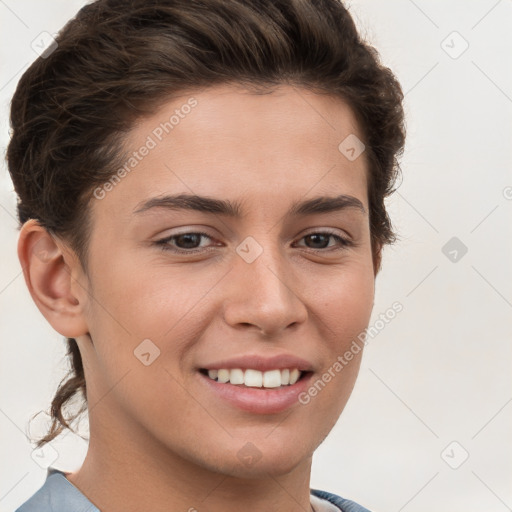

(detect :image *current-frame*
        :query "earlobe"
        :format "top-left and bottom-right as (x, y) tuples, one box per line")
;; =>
(18, 219), (89, 338)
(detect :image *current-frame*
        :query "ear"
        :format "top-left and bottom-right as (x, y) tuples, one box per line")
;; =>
(17, 219), (89, 338)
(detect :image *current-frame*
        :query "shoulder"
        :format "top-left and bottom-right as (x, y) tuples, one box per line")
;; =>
(311, 488), (373, 512)
(15, 468), (99, 512)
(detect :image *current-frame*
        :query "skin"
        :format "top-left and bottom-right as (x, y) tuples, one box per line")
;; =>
(19, 83), (381, 512)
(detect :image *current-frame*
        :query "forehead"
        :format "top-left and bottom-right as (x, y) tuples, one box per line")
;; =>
(94, 83), (369, 220)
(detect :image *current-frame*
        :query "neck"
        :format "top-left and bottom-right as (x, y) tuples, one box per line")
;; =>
(67, 406), (314, 512)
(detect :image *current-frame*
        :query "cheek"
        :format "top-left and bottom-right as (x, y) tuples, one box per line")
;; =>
(84, 255), (223, 371)
(308, 258), (375, 346)
(297, 261), (374, 424)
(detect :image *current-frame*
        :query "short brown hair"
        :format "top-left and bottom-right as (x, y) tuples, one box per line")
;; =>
(7, 0), (405, 446)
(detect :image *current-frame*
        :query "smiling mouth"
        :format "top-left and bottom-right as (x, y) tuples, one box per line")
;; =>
(199, 368), (311, 389)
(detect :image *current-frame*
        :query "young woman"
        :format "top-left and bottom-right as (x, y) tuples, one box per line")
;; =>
(8, 0), (405, 510)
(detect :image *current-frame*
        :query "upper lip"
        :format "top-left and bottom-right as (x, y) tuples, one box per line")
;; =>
(200, 353), (314, 372)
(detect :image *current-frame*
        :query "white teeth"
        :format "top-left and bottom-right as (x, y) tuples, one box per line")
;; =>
(289, 368), (300, 385)
(229, 368), (244, 385)
(205, 368), (303, 388)
(217, 369), (230, 383)
(244, 369), (263, 387)
(263, 369), (281, 388)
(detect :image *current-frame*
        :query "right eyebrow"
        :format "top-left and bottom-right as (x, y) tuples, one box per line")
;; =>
(133, 193), (244, 217)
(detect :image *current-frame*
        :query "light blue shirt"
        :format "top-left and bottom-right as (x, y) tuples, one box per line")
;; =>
(15, 467), (372, 512)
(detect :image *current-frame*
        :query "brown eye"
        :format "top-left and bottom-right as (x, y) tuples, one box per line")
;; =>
(155, 231), (216, 254)
(173, 233), (204, 249)
(296, 231), (353, 251)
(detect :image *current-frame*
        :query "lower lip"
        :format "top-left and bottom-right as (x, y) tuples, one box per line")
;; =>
(198, 371), (313, 414)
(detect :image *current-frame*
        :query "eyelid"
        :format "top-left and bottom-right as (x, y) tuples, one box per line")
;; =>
(299, 227), (351, 240)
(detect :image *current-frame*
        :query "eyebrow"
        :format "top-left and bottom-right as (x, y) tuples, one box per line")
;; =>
(133, 193), (366, 217)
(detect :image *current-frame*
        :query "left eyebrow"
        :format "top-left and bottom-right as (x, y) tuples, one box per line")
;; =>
(133, 193), (367, 217)
(288, 194), (366, 216)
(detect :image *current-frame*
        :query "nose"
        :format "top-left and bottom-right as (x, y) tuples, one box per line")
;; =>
(222, 240), (308, 338)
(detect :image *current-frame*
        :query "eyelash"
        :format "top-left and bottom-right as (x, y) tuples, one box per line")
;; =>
(154, 230), (354, 255)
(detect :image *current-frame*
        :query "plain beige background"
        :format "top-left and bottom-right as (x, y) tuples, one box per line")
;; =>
(1, 1), (511, 510)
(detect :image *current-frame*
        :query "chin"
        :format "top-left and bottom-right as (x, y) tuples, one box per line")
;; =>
(200, 436), (314, 479)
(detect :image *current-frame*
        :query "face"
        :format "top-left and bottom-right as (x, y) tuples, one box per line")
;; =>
(75, 83), (377, 477)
